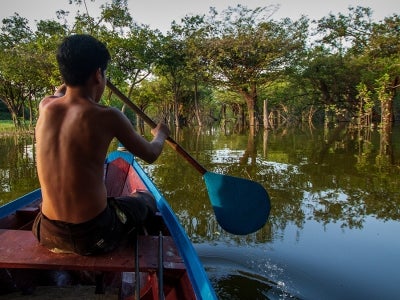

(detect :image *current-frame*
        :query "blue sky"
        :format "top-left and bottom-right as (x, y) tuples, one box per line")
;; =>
(0, 0), (398, 32)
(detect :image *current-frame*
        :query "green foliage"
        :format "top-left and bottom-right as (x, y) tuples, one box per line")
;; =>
(186, 5), (309, 126)
(0, 3), (398, 128)
(199, 5), (308, 90)
(356, 83), (374, 112)
(314, 6), (374, 54)
(0, 14), (61, 127)
(0, 120), (14, 132)
(375, 74), (391, 103)
(298, 8), (400, 123)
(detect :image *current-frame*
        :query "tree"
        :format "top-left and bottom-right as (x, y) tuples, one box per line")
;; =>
(106, 24), (158, 97)
(154, 29), (190, 128)
(301, 48), (364, 122)
(314, 7), (400, 124)
(314, 6), (374, 55)
(175, 15), (209, 127)
(67, 0), (160, 124)
(366, 15), (400, 124)
(0, 14), (57, 127)
(197, 5), (308, 128)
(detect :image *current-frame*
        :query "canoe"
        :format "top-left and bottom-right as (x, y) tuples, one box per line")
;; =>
(0, 149), (217, 299)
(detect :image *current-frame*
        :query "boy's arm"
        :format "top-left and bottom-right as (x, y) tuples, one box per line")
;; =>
(111, 108), (170, 164)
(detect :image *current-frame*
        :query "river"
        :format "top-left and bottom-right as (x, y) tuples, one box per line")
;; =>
(1, 123), (399, 299)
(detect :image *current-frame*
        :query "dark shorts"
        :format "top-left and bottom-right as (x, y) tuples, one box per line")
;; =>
(32, 191), (157, 256)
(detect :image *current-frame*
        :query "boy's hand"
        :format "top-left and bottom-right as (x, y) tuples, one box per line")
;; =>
(151, 123), (170, 138)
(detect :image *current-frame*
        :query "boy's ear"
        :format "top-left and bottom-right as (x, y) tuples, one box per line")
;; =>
(94, 68), (102, 83)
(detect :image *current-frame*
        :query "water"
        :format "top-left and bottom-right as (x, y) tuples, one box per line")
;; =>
(0, 134), (38, 205)
(1, 124), (400, 299)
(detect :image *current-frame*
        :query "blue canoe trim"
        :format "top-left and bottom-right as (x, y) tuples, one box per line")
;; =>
(0, 151), (216, 299)
(106, 151), (217, 300)
(0, 189), (42, 219)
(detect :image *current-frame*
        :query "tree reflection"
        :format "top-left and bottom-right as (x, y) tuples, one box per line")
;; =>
(152, 123), (400, 241)
(1, 124), (399, 243)
(0, 134), (38, 205)
(264, 124), (400, 231)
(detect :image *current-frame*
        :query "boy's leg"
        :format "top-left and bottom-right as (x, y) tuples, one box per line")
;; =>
(111, 191), (157, 231)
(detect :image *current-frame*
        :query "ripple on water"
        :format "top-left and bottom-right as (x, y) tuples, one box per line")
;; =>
(195, 242), (302, 300)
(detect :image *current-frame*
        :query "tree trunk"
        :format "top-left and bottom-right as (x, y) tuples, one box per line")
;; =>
(221, 104), (226, 127)
(380, 96), (393, 126)
(239, 83), (257, 128)
(263, 128), (269, 157)
(28, 97), (34, 129)
(193, 81), (202, 127)
(263, 99), (268, 129)
(247, 99), (255, 127)
(173, 91), (179, 128)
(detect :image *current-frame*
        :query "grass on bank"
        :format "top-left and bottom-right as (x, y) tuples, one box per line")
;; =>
(0, 120), (15, 131)
(0, 120), (35, 135)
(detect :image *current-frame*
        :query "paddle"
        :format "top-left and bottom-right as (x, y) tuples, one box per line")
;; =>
(107, 81), (271, 235)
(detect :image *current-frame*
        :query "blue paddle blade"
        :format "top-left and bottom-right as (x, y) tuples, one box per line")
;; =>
(203, 171), (271, 235)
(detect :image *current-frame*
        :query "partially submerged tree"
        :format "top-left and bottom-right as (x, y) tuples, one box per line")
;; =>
(313, 7), (399, 124)
(196, 5), (308, 128)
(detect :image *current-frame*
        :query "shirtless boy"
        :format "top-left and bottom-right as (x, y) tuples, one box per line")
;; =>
(32, 34), (170, 255)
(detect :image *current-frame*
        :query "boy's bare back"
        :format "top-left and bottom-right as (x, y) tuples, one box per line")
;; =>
(36, 38), (169, 224)
(36, 91), (113, 223)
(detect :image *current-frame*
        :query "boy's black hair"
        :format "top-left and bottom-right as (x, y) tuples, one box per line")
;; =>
(56, 34), (111, 86)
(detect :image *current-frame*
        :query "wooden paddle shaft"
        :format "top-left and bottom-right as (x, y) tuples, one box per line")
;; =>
(107, 81), (207, 175)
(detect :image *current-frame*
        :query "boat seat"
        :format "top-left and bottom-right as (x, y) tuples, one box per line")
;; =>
(0, 229), (185, 272)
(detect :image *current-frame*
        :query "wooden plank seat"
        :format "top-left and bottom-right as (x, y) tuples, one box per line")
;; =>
(0, 229), (185, 272)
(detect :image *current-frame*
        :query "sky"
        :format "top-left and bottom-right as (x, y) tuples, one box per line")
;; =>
(0, 0), (399, 33)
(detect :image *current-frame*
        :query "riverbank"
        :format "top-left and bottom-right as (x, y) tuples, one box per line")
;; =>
(0, 120), (33, 136)
(0, 120), (14, 130)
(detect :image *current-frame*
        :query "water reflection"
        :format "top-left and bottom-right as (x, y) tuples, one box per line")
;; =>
(1, 124), (400, 299)
(144, 124), (400, 299)
(0, 134), (38, 205)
